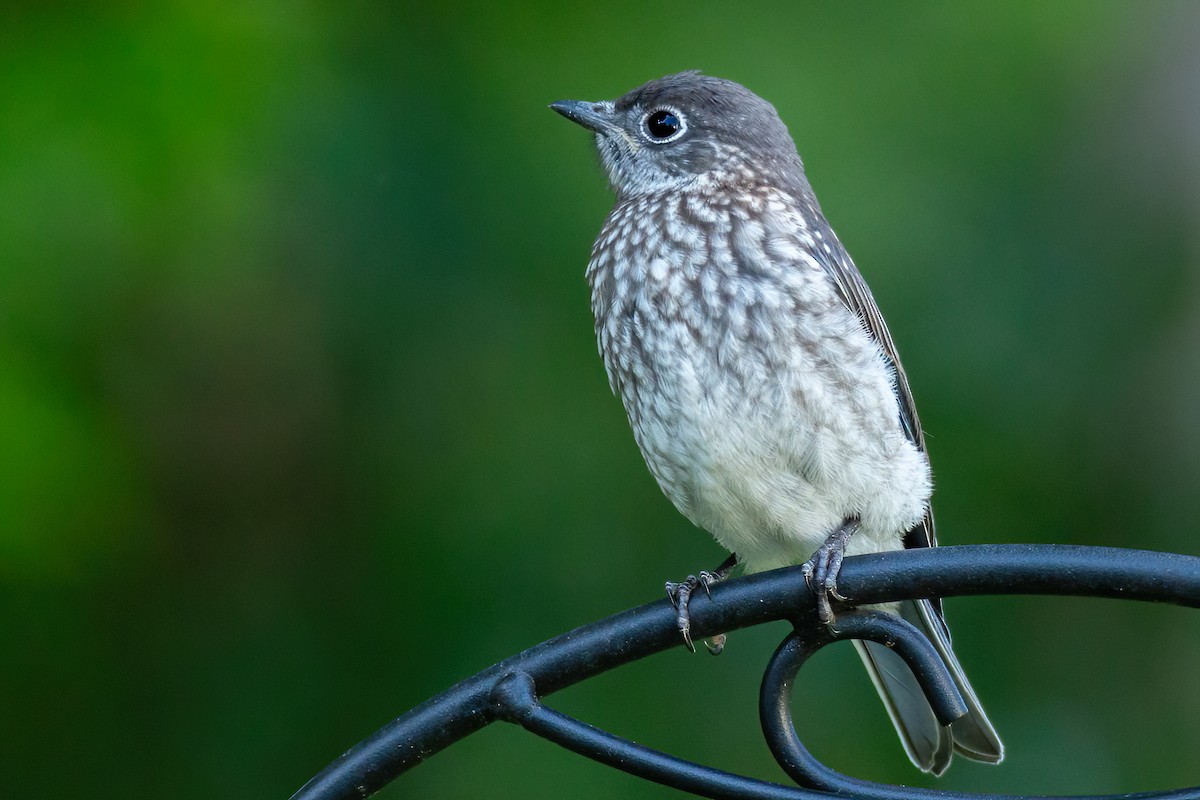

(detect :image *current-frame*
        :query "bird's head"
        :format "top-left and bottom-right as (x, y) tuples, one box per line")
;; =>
(551, 71), (805, 200)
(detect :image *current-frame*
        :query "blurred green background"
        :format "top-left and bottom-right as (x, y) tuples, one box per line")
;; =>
(2, 1), (1199, 797)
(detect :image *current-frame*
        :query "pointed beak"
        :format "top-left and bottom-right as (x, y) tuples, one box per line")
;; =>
(549, 99), (617, 134)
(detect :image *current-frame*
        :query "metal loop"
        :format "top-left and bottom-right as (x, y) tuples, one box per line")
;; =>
(760, 611), (968, 793)
(288, 545), (1200, 800)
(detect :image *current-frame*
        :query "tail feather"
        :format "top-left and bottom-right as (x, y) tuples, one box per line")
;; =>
(906, 598), (1004, 763)
(853, 598), (1003, 774)
(854, 637), (953, 774)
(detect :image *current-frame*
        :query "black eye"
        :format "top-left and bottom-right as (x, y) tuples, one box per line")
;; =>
(644, 109), (684, 142)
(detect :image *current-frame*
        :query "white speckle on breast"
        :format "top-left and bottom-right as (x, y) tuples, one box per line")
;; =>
(586, 184), (931, 573)
(649, 257), (669, 282)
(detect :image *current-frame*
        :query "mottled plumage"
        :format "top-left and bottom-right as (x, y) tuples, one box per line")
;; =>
(552, 72), (1002, 774)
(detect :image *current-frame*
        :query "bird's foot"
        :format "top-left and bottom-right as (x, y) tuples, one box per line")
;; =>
(801, 517), (860, 625)
(665, 554), (737, 654)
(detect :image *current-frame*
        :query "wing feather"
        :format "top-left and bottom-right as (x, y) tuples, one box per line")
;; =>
(806, 228), (939, 554)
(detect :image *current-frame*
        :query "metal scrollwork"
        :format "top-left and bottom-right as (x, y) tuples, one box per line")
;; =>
(288, 545), (1200, 800)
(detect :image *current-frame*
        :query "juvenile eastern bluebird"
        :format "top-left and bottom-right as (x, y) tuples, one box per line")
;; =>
(552, 71), (1003, 774)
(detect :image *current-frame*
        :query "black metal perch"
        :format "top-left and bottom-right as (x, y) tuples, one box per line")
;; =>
(288, 544), (1200, 800)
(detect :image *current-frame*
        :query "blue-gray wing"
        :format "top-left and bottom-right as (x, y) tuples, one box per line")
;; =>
(808, 233), (937, 553)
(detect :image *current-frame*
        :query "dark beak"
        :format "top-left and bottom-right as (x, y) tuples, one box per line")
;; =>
(549, 99), (615, 134)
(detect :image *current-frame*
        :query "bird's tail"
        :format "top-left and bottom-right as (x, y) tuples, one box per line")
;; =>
(852, 598), (1004, 775)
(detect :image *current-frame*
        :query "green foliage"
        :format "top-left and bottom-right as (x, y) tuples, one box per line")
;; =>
(2, 2), (1198, 797)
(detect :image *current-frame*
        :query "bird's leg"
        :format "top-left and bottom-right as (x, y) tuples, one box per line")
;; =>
(801, 516), (860, 625)
(665, 552), (738, 654)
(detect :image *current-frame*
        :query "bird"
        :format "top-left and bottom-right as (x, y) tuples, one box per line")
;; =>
(550, 71), (1003, 775)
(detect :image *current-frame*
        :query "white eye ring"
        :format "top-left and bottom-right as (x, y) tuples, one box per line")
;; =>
(641, 107), (687, 144)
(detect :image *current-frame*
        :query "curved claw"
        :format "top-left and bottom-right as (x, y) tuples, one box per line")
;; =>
(665, 577), (698, 652)
(801, 518), (859, 624)
(665, 565), (736, 654)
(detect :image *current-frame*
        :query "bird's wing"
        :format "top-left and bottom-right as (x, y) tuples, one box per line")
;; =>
(809, 233), (938, 553)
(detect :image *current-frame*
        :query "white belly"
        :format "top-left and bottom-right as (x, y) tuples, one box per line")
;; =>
(634, 342), (930, 573)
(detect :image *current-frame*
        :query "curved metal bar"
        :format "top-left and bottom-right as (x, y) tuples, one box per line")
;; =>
(758, 614), (1200, 800)
(288, 545), (1200, 800)
(491, 670), (826, 800)
(760, 611), (967, 792)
